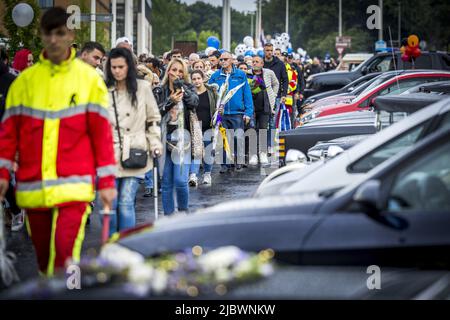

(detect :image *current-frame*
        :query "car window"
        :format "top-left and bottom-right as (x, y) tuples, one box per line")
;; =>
(356, 73), (398, 99)
(388, 139), (450, 212)
(369, 56), (395, 73)
(403, 54), (432, 69)
(437, 111), (450, 131)
(378, 79), (432, 96)
(349, 122), (430, 173)
(441, 55), (450, 70)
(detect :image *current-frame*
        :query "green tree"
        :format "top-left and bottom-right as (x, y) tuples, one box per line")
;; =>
(4, 0), (42, 59)
(152, 0), (191, 54)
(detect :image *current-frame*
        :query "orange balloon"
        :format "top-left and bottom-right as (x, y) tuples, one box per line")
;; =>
(408, 35), (419, 48)
(400, 46), (406, 54)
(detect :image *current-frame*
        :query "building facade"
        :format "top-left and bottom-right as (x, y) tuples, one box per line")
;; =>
(38, 0), (152, 54)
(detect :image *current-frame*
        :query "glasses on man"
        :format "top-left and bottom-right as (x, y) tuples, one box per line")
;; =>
(219, 58), (230, 62)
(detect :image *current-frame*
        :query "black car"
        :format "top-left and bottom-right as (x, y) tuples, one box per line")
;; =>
(112, 126), (450, 269)
(304, 51), (450, 98)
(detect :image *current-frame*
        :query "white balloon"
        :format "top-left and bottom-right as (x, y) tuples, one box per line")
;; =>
(243, 36), (254, 48)
(205, 46), (217, 56)
(281, 33), (290, 42)
(274, 38), (283, 49)
(288, 42), (292, 49)
(12, 3), (34, 27)
(297, 48), (306, 57)
(245, 46), (256, 54)
(234, 44), (247, 56)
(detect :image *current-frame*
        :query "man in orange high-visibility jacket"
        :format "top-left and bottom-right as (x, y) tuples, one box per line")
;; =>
(0, 7), (117, 276)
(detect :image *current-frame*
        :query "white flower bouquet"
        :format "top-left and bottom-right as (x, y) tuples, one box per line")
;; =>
(76, 244), (275, 297)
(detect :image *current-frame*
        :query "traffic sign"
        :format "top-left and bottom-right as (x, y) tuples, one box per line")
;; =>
(335, 36), (351, 49)
(375, 40), (387, 52)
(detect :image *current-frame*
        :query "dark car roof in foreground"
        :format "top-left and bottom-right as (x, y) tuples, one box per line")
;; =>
(374, 93), (448, 113)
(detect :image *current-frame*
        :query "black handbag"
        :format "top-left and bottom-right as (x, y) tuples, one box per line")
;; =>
(112, 90), (148, 169)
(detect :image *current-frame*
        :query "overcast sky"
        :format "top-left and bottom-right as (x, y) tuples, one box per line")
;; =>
(181, 0), (257, 12)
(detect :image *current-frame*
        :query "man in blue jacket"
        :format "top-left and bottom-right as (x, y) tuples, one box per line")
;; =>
(209, 51), (254, 173)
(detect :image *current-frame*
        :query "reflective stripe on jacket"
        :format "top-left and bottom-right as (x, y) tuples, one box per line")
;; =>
(0, 48), (116, 208)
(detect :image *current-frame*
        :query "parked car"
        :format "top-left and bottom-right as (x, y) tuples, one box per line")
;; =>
(279, 92), (445, 162)
(299, 71), (450, 124)
(301, 70), (433, 115)
(306, 86), (450, 161)
(302, 72), (381, 108)
(304, 51), (450, 98)
(335, 53), (373, 71)
(264, 97), (450, 196)
(106, 125), (450, 271)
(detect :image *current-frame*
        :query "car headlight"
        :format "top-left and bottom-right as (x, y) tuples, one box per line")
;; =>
(300, 110), (320, 125)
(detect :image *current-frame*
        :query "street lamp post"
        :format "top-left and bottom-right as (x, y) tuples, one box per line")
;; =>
(339, 0), (342, 37)
(285, 0), (289, 34)
(398, 1), (401, 45)
(90, 0), (96, 41)
(250, 12), (254, 38)
(222, 0), (231, 51)
(379, 0), (383, 41)
(111, 0), (117, 48)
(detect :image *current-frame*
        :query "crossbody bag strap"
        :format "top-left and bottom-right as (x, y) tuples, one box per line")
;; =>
(111, 90), (124, 155)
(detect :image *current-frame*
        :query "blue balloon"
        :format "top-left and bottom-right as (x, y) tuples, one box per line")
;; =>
(287, 47), (293, 54)
(207, 36), (220, 49)
(257, 50), (264, 58)
(219, 49), (226, 54)
(244, 50), (255, 57)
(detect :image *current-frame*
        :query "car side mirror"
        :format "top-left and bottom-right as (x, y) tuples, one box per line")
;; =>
(361, 66), (368, 75)
(307, 149), (324, 162)
(353, 180), (382, 213)
(286, 149), (307, 164)
(327, 145), (344, 159)
(353, 180), (409, 230)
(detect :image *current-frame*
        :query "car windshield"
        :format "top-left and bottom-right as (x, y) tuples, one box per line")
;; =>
(349, 121), (429, 173)
(354, 73), (397, 99)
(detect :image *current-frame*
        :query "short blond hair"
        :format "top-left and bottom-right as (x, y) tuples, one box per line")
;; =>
(161, 58), (190, 86)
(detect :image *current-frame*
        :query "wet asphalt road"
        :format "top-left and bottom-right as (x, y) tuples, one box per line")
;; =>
(3, 165), (273, 286)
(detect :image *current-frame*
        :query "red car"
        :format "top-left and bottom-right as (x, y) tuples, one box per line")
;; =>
(300, 71), (450, 124)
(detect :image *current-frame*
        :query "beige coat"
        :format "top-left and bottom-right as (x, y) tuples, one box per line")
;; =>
(108, 79), (163, 178)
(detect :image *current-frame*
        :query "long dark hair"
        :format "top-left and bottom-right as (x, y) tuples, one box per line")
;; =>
(106, 47), (138, 107)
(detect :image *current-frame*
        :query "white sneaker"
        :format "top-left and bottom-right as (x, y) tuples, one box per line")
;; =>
(202, 173), (212, 185)
(11, 210), (24, 232)
(259, 152), (269, 165)
(188, 173), (198, 187)
(249, 154), (259, 166)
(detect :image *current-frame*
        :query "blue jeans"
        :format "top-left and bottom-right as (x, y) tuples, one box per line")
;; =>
(144, 170), (154, 189)
(221, 114), (245, 168)
(189, 140), (213, 175)
(162, 150), (190, 215)
(108, 177), (139, 236)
